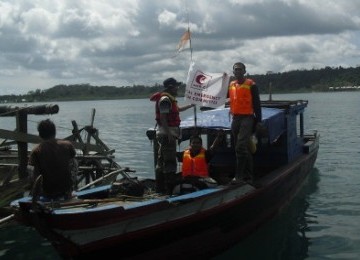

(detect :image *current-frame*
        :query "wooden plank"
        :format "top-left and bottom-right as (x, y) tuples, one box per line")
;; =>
(0, 129), (41, 144)
(0, 129), (103, 153)
(0, 166), (17, 186)
(303, 140), (315, 154)
(0, 105), (59, 117)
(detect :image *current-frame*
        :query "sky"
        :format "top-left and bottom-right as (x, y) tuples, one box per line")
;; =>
(1, 0), (360, 95)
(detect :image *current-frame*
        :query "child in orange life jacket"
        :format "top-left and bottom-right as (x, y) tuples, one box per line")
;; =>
(181, 131), (224, 178)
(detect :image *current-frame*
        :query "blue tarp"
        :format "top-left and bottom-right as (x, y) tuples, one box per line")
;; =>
(180, 107), (285, 143)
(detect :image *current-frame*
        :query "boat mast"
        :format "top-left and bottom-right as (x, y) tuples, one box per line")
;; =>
(266, 71), (273, 101)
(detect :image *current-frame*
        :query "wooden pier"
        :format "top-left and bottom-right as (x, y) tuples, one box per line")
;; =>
(0, 105), (128, 216)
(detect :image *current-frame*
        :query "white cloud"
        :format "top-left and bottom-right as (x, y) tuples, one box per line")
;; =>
(0, 0), (359, 94)
(158, 10), (177, 26)
(20, 7), (56, 35)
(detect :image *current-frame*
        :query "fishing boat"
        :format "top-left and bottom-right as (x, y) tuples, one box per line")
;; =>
(9, 99), (319, 259)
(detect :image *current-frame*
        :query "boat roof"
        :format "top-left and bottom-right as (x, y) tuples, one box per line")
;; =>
(180, 107), (286, 144)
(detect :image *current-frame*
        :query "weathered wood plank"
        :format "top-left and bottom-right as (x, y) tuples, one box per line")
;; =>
(0, 129), (104, 153)
(0, 129), (41, 143)
(0, 104), (59, 117)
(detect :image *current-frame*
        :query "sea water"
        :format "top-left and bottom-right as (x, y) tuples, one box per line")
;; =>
(1, 92), (360, 259)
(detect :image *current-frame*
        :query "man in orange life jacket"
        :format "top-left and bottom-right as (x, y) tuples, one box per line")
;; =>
(181, 132), (224, 178)
(150, 77), (194, 194)
(229, 62), (262, 184)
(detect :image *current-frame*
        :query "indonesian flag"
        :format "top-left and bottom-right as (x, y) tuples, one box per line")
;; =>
(185, 61), (229, 108)
(176, 30), (191, 52)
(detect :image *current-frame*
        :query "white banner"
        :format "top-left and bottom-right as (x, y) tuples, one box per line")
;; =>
(185, 61), (229, 108)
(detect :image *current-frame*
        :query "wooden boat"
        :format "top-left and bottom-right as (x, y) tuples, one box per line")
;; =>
(9, 99), (319, 259)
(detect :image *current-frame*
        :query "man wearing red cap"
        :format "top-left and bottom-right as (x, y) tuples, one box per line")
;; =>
(150, 78), (194, 194)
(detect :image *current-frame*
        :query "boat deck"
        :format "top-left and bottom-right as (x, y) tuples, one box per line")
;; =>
(12, 183), (258, 216)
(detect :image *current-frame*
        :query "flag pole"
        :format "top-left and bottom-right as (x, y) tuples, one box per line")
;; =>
(185, 8), (196, 128)
(186, 10), (193, 62)
(188, 28), (193, 62)
(187, 26), (196, 127)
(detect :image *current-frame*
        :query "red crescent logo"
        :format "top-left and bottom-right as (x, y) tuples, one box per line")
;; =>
(195, 74), (207, 84)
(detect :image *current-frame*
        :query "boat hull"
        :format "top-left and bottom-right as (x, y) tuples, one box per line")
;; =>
(17, 143), (318, 259)
(11, 100), (320, 259)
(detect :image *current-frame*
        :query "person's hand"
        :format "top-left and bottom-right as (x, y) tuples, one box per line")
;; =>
(167, 133), (175, 143)
(186, 104), (195, 110)
(255, 122), (267, 136)
(217, 129), (225, 136)
(256, 122), (264, 130)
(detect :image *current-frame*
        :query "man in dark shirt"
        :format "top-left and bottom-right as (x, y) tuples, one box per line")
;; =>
(29, 119), (76, 199)
(150, 77), (194, 194)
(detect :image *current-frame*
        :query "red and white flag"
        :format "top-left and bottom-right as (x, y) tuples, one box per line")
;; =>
(176, 30), (191, 52)
(185, 61), (229, 108)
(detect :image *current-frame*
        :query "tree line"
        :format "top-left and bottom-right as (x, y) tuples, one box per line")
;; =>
(1, 65), (359, 103)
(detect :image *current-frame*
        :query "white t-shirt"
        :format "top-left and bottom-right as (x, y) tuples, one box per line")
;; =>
(156, 96), (180, 138)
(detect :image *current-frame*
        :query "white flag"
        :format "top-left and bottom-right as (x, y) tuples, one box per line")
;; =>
(176, 30), (191, 52)
(185, 61), (229, 108)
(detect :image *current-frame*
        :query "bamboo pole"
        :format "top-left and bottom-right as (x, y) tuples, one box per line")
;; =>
(77, 168), (126, 191)
(0, 214), (14, 225)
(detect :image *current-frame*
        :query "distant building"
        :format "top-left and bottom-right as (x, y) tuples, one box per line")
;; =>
(329, 86), (359, 91)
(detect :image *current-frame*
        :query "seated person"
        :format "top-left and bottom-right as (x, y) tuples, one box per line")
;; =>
(28, 119), (76, 200)
(181, 131), (223, 178)
(172, 133), (223, 195)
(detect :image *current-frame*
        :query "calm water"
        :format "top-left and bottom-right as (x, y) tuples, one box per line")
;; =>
(1, 92), (360, 259)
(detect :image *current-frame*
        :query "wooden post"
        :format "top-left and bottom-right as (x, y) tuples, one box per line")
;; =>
(300, 112), (304, 137)
(153, 139), (158, 170)
(0, 105), (59, 179)
(16, 110), (28, 179)
(85, 109), (96, 155)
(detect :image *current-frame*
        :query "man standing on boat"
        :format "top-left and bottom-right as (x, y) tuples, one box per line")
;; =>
(150, 77), (194, 194)
(228, 62), (262, 184)
(28, 119), (76, 200)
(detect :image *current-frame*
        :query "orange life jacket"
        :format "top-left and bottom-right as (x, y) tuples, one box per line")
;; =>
(151, 92), (181, 127)
(182, 148), (209, 177)
(229, 79), (255, 115)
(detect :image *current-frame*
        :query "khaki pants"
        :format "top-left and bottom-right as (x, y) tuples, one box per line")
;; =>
(231, 115), (254, 181)
(155, 134), (178, 194)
